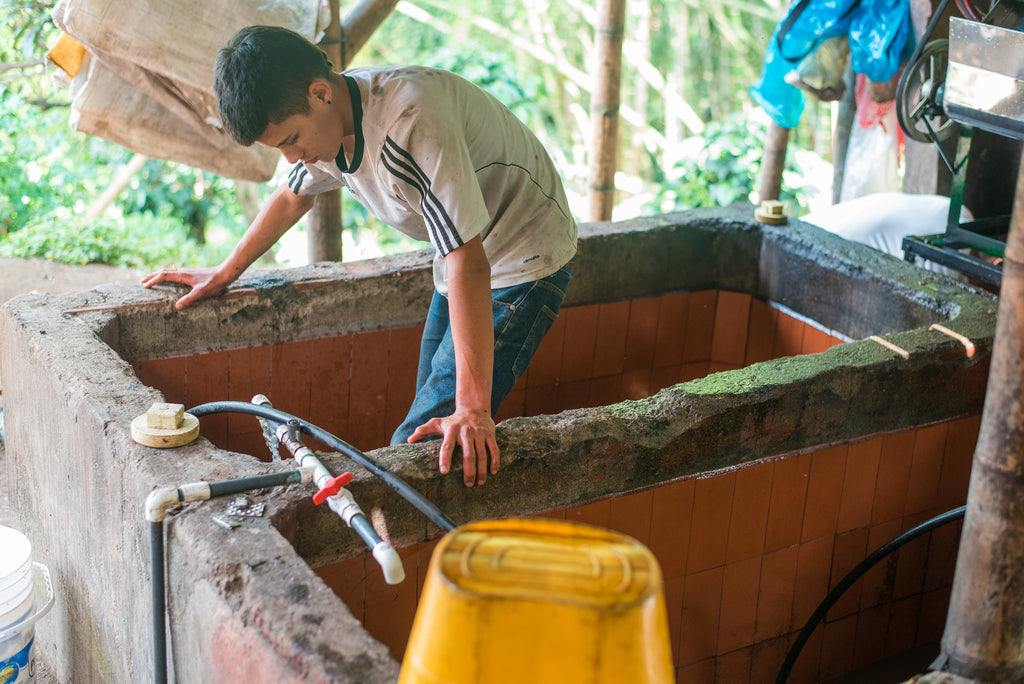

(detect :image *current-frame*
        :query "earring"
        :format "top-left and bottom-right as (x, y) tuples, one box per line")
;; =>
(327, 100), (332, 104)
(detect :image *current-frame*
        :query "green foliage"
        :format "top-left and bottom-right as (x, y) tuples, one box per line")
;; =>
(0, 90), (130, 236)
(0, 0), (252, 264)
(0, 210), (231, 268)
(0, 0), (57, 63)
(1, 0), (835, 270)
(645, 112), (810, 215)
(0, 87), (252, 263)
(118, 160), (251, 242)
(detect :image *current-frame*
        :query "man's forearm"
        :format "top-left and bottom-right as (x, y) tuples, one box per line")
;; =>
(220, 186), (315, 282)
(445, 237), (494, 415)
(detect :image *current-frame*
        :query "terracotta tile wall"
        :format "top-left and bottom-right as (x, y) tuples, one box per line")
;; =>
(136, 290), (974, 681)
(136, 291), (845, 454)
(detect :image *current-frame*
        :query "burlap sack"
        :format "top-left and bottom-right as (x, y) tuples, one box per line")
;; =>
(51, 0), (327, 181)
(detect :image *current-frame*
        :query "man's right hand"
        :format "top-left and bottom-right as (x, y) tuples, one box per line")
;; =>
(140, 266), (229, 310)
(140, 186), (315, 311)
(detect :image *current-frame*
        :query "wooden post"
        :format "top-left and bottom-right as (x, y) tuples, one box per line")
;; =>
(340, 0), (400, 62)
(307, 0), (401, 263)
(757, 121), (789, 203)
(309, 0), (345, 263)
(587, 0), (626, 222)
(940, 150), (1024, 681)
(831, 64), (856, 204)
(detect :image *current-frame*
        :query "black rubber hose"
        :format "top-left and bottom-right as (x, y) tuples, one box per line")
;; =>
(188, 401), (457, 533)
(151, 468), (323, 684)
(208, 469), (306, 498)
(776, 505), (966, 684)
(151, 520), (167, 684)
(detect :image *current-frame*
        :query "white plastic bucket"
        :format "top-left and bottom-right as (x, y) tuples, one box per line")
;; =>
(0, 526), (53, 684)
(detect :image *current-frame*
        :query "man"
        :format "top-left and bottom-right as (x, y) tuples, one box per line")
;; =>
(141, 26), (577, 487)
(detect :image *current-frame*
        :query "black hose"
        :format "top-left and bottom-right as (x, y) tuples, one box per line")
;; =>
(152, 469), (304, 683)
(208, 469), (306, 498)
(776, 505), (966, 684)
(151, 520), (167, 684)
(188, 401), (457, 533)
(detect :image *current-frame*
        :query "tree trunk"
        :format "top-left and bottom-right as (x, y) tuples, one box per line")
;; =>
(941, 150), (1024, 682)
(757, 121), (789, 203)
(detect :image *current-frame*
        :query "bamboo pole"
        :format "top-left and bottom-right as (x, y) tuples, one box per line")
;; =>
(341, 0), (401, 63)
(308, 0), (400, 263)
(587, 0), (625, 222)
(831, 64), (856, 204)
(940, 150), (1024, 682)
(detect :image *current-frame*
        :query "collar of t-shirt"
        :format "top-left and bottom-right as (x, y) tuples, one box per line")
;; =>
(333, 74), (365, 175)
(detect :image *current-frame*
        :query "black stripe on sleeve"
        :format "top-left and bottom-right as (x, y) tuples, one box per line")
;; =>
(287, 163), (309, 194)
(381, 136), (461, 254)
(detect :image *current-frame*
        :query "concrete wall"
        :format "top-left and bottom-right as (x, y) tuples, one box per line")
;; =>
(314, 416), (978, 682)
(0, 207), (998, 683)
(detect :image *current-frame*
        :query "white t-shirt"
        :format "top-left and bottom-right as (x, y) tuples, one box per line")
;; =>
(286, 66), (577, 294)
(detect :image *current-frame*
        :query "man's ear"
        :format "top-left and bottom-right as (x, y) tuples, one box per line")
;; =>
(309, 79), (333, 106)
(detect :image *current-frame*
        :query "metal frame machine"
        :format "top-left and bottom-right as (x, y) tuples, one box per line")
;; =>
(898, 0), (1024, 286)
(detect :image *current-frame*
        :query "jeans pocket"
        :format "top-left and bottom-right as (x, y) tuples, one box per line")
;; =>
(510, 304), (558, 379)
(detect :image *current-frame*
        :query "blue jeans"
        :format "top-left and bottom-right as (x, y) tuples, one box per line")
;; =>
(391, 261), (573, 445)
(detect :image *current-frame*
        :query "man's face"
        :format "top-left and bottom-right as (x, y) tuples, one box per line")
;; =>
(257, 83), (342, 166)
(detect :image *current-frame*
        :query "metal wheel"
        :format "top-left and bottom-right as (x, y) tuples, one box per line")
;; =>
(896, 39), (959, 144)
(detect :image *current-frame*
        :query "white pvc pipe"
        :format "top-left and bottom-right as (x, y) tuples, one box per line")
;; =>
(276, 422), (406, 585)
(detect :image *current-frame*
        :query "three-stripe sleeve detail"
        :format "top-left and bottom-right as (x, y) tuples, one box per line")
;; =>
(287, 164), (309, 194)
(381, 135), (461, 254)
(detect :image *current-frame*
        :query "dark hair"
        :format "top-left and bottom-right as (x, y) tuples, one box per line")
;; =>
(214, 26), (334, 146)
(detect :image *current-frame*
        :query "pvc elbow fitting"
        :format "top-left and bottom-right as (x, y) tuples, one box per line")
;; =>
(372, 541), (406, 585)
(145, 482), (211, 523)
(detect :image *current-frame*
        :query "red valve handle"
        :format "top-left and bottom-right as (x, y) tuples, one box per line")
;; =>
(312, 471), (354, 505)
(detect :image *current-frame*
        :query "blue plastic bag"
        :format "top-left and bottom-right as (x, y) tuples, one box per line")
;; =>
(750, 0), (912, 128)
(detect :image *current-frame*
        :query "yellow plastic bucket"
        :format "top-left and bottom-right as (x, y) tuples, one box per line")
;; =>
(399, 518), (674, 683)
